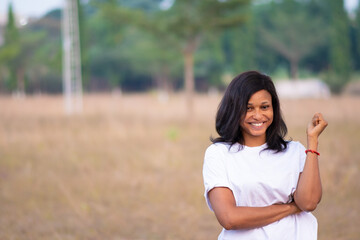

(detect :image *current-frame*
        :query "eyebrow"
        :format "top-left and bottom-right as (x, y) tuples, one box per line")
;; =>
(247, 101), (270, 105)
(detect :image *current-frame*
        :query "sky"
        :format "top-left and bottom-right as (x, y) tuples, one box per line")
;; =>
(1, 0), (63, 18)
(0, 0), (359, 20)
(346, 0), (360, 11)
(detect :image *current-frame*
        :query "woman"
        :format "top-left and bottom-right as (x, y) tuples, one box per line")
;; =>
(203, 71), (328, 240)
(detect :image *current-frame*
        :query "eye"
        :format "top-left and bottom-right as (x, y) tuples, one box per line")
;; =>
(261, 105), (270, 110)
(246, 106), (253, 111)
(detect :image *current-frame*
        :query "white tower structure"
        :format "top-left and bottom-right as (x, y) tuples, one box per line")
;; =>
(62, 0), (83, 114)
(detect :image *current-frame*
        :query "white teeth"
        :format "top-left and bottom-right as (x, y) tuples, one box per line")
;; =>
(251, 122), (263, 127)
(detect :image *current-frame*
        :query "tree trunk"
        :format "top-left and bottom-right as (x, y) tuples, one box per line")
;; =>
(154, 65), (171, 102)
(290, 58), (299, 80)
(16, 67), (25, 97)
(183, 37), (199, 122)
(183, 50), (194, 121)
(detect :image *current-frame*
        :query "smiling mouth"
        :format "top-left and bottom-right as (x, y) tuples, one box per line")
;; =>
(250, 122), (264, 127)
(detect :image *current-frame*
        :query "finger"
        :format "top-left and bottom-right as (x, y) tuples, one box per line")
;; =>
(312, 113), (320, 126)
(316, 113), (328, 127)
(314, 118), (328, 135)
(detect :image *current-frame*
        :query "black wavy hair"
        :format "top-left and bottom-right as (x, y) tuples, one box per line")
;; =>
(211, 70), (288, 152)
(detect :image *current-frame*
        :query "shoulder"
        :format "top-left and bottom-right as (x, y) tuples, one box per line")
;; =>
(283, 140), (306, 154)
(204, 142), (244, 168)
(284, 141), (307, 169)
(205, 143), (228, 157)
(204, 142), (235, 161)
(287, 141), (305, 149)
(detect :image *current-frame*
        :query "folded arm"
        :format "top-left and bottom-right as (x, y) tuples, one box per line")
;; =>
(208, 187), (301, 230)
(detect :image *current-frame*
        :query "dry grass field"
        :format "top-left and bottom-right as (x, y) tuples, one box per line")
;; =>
(0, 93), (359, 240)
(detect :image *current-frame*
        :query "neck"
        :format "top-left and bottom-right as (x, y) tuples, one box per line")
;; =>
(243, 136), (266, 147)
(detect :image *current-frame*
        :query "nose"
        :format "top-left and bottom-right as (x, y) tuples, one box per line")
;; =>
(253, 109), (262, 120)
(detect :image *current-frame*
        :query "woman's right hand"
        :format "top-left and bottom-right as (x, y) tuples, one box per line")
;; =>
(288, 201), (302, 215)
(209, 187), (305, 230)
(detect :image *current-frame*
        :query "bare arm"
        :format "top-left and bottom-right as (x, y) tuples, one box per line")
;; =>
(294, 113), (328, 212)
(208, 187), (301, 230)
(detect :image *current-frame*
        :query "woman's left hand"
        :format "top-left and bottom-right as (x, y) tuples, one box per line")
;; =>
(307, 113), (328, 139)
(296, 113), (327, 211)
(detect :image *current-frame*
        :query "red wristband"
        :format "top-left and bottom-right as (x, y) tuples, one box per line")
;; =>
(305, 149), (320, 156)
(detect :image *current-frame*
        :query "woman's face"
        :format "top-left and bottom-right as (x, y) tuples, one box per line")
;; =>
(240, 90), (274, 146)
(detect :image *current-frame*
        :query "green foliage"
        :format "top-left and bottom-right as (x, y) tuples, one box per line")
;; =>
(229, 7), (256, 74)
(98, 0), (250, 94)
(87, 1), (178, 91)
(154, 0), (250, 94)
(354, 3), (360, 70)
(326, 0), (352, 93)
(258, 0), (327, 79)
(0, 4), (61, 94)
(166, 126), (180, 141)
(195, 32), (226, 88)
(0, 0), (357, 94)
(78, 0), (89, 87)
(153, 0), (250, 43)
(4, 4), (19, 44)
(0, 3), (20, 91)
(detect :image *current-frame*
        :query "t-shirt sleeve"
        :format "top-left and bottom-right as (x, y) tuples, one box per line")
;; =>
(202, 144), (231, 211)
(298, 142), (307, 172)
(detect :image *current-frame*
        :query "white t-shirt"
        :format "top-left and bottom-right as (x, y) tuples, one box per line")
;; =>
(203, 141), (317, 240)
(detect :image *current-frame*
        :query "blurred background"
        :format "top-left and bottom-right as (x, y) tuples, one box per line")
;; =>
(0, 0), (359, 239)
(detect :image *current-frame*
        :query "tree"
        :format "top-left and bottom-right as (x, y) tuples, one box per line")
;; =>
(354, 3), (360, 70)
(161, 0), (250, 118)
(195, 33), (226, 89)
(0, 3), (20, 92)
(229, 6), (256, 74)
(100, 0), (250, 119)
(258, 0), (327, 79)
(0, 3), (48, 95)
(327, 0), (352, 92)
(25, 10), (62, 93)
(78, 0), (89, 88)
(87, 0), (171, 92)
